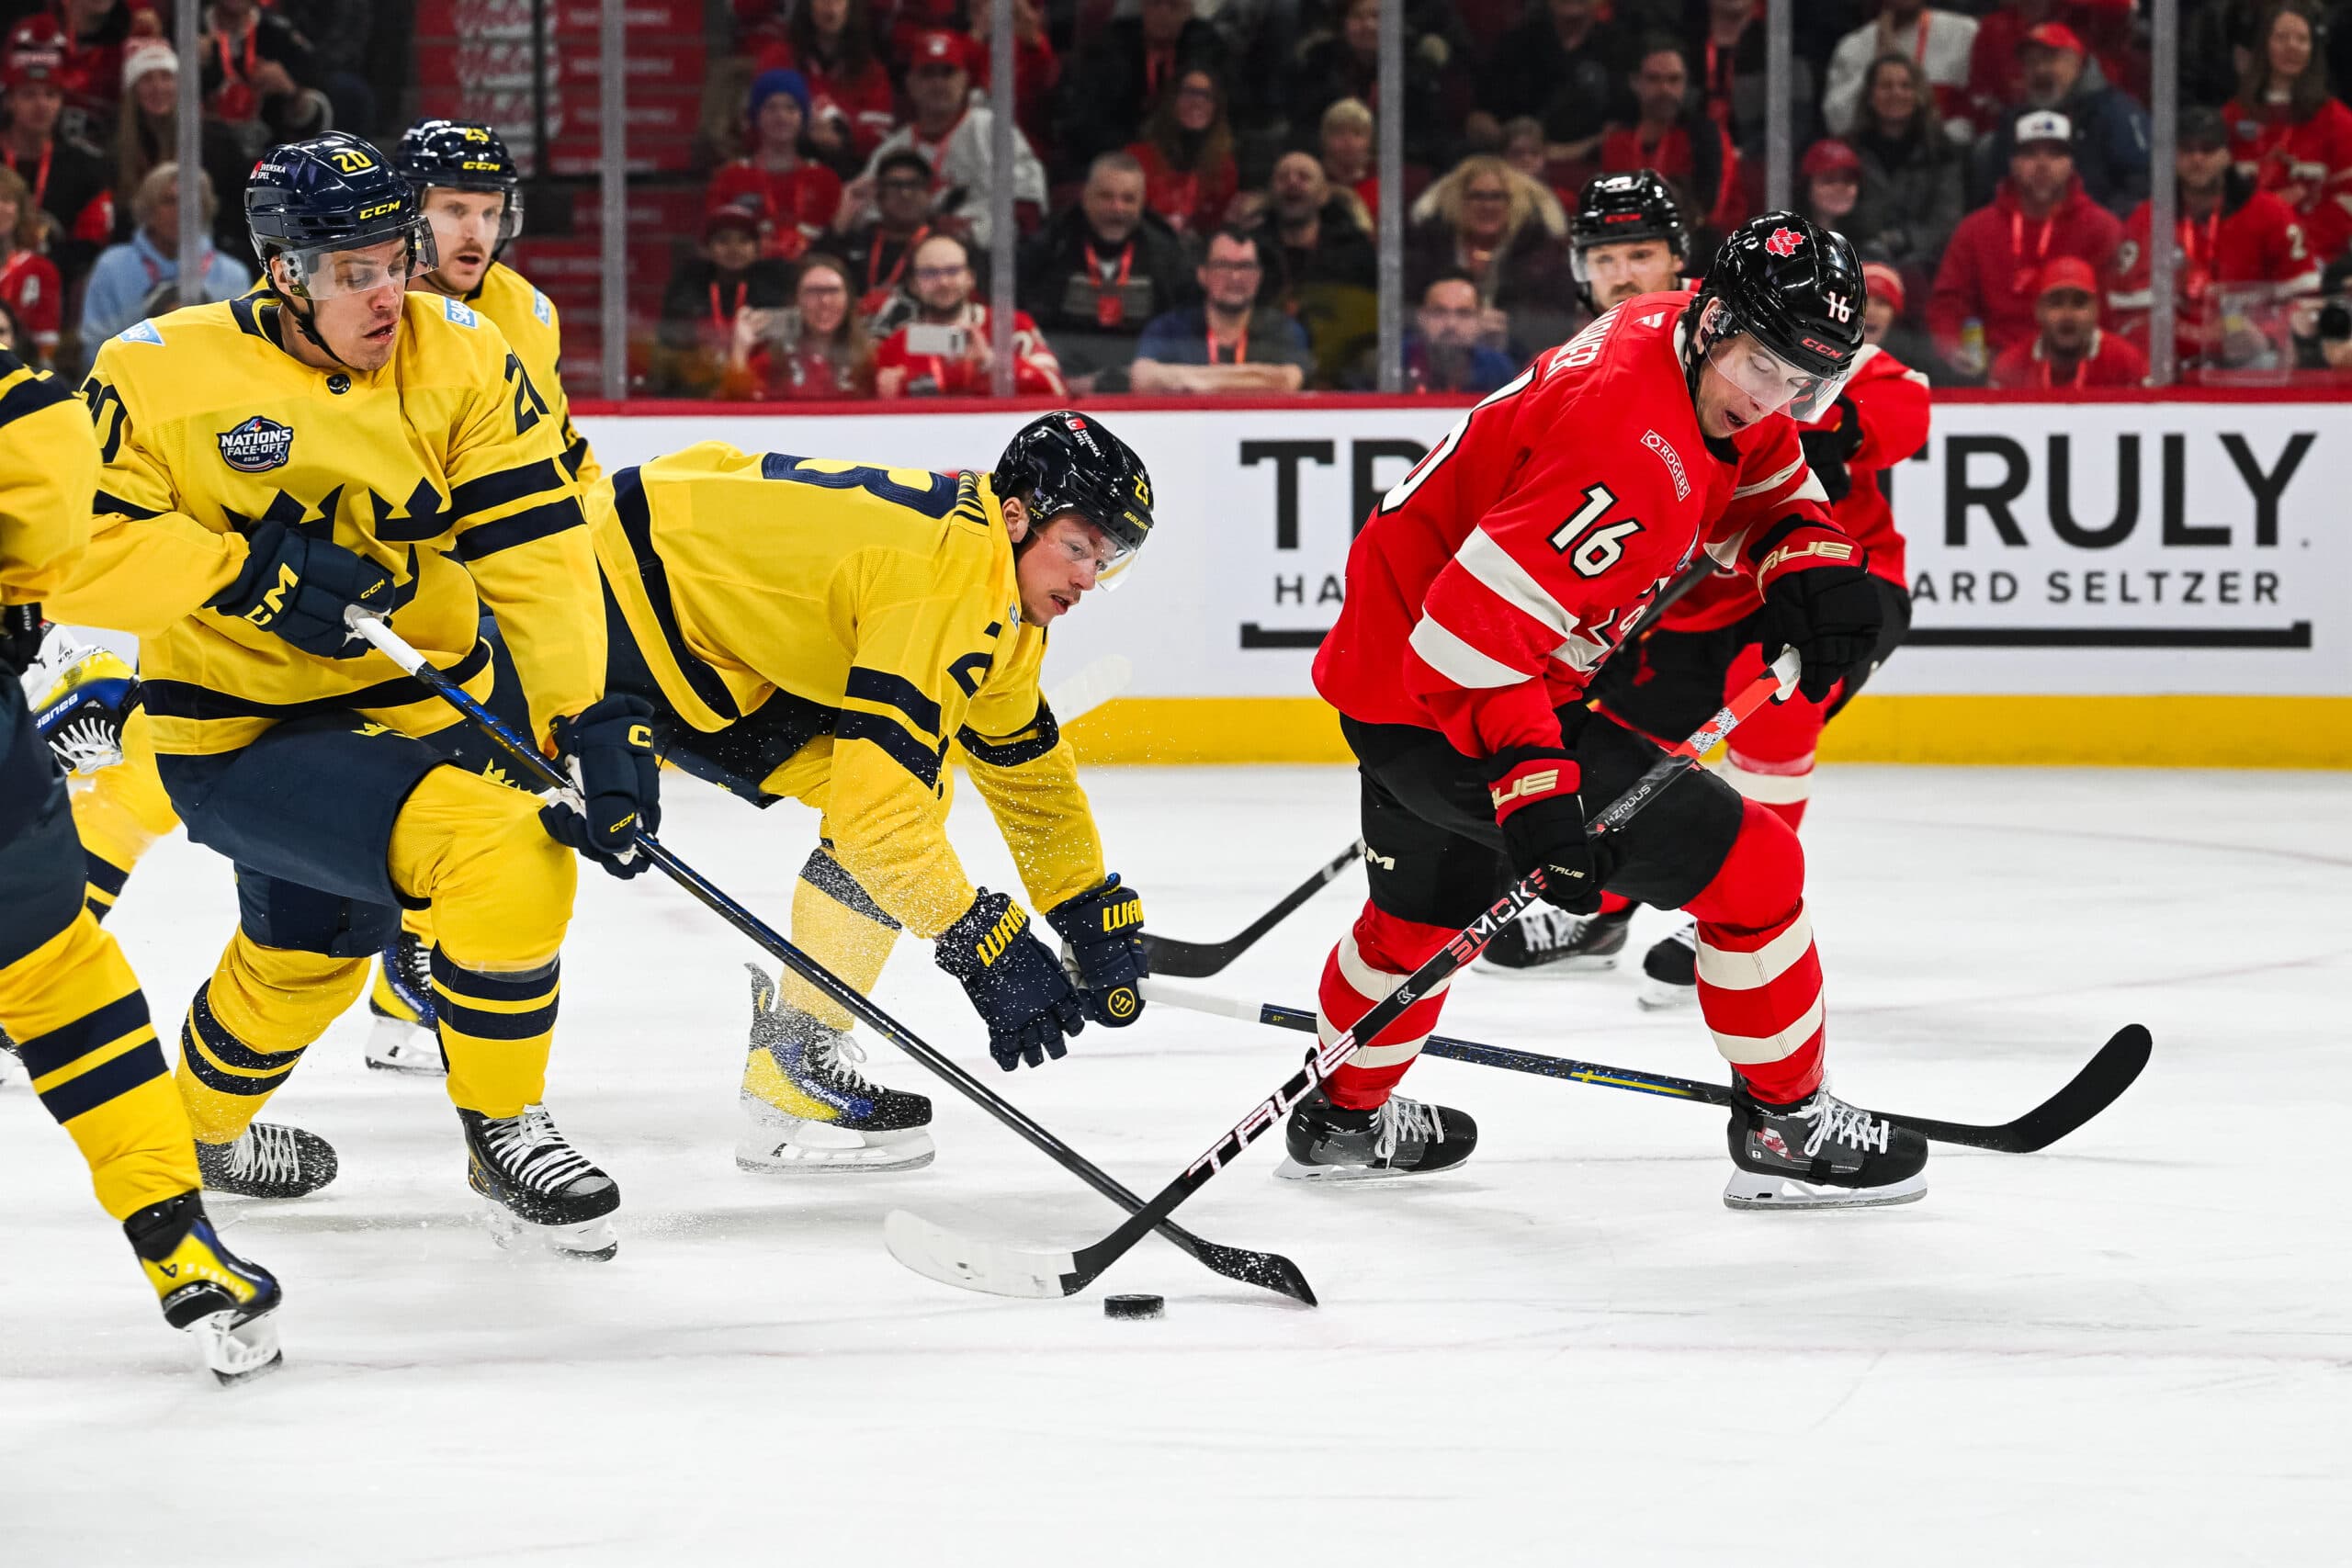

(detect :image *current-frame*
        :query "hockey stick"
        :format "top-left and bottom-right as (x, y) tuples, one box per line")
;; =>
(1139, 982), (2150, 1155)
(344, 611), (1315, 1306)
(881, 649), (1804, 1300)
(1043, 653), (1133, 725)
(1142, 839), (1364, 978)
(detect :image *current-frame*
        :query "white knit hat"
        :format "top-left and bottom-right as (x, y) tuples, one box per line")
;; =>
(121, 36), (176, 90)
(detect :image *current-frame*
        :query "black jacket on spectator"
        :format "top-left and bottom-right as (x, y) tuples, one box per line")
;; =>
(1287, 30), (1450, 167)
(198, 7), (325, 145)
(1687, 12), (1819, 162)
(1252, 196), (1378, 302)
(1850, 122), (1965, 279)
(1017, 206), (1194, 378)
(1401, 214), (1577, 360)
(1056, 16), (1227, 174)
(657, 254), (795, 350)
(5, 131), (113, 288)
(1485, 12), (1629, 145)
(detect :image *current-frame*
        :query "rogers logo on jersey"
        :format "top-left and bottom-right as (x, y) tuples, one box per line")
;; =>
(1765, 227), (1805, 257)
(217, 416), (294, 473)
(1642, 430), (1690, 500)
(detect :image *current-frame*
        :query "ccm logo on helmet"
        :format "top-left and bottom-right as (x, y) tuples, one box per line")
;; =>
(357, 200), (402, 220)
(1764, 226), (1805, 257)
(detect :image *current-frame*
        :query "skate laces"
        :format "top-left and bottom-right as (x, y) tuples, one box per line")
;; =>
(1662, 918), (1697, 953)
(1373, 1096), (1440, 1162)
(484, 1105), (599, 1191)
(810, 1034), (876, 1092)
(1798, 1094), (1891, 1157)
(233, 1125), (304, 1187)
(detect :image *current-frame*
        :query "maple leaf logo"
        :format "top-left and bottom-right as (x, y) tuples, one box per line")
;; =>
(1764, 227), (1804, 258)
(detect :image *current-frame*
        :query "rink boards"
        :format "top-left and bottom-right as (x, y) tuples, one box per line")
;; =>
(578, 395), (2352, 768)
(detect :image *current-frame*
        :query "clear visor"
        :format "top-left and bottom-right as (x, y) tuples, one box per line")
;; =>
(1071, 520), (1143, 592)
(277, 220), (437, 300)
(423, 188), (524, 254)
(1569, 233), (1674, 287)
(1703, 331), (1852, 423)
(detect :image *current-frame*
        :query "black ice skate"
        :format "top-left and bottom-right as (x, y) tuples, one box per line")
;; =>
(736, 964), (933, 1174)
(124, 1190), (284, 1385)
(364, 930), (446, 1076)
(1636, 917), (1699, 1011)
(1477, 904), (1633, 976)
(458, 1104), (621, 1259)
(197, 1122), (339, 1199)
(1276, 1090), (1477, 1181)
(1724, 1081), (1928, 1210)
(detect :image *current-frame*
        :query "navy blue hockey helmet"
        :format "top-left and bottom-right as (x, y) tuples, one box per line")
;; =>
(1688, 211), (1865, 421)
(396, 118), (525, 249)
(246, 131), (437, 299)
(995, 411), (1155, 583)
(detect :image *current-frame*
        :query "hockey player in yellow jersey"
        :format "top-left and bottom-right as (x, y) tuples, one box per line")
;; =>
(0, 347), (283, 1382)
(48, 133), (661, 1259)
(596, 412), (1156, 1172)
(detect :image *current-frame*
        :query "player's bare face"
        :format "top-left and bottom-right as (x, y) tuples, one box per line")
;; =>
(421, 189), (505, 296)
(1016, 514), (1118, 624)
(1582, 239), (1678, 308)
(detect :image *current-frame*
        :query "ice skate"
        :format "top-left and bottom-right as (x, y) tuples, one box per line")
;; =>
(1276, 1089), (1477, 1180)
(124, 1191), (284, 1385)
(198, 1121), (339, 1199)
(364, 931), (445, 1076)
(459, 1104), (620, 1259)
(1723, 1081), (1928, 1210)
(735, 964), (934, 1174)
(1636, 917), (1700, 1010)
(1477, 904), (1632, 976)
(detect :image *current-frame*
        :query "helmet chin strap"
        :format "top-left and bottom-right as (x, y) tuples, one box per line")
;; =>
(264, 260), (364, 372)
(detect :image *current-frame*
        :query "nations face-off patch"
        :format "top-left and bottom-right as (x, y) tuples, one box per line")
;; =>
(218, 415), (295, 473)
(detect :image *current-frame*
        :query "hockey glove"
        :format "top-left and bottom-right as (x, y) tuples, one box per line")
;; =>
(1753, 518), (1883, 703)
(538, 695), (662, 878)
(935, 889), (1087, 1070)
(26, 635), (140, 775)
(208, 521), (395, 659)
(1046, 874), (1149, 1027)
(1797, 398), (1865, 505)
(1487, 746), (1616, 916)
(0, 604), (43, 678)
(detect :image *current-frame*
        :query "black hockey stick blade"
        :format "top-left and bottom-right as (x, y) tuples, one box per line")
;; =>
(1876, 1023), (2151, 1153)
(1141, 840), (1363, 977)
(884, 1210), (1318, 1304)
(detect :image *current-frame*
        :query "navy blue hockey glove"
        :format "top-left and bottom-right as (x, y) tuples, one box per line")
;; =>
(1046, 874), (1149, 1027)
(1487, 746), (1617, 917)
(538, 695), (662, 878)
(1753, 517), (1883, 704)
(1, 604), (43, 677)
(935, 889), (1087, 1070)
(209, 521), (394, 658)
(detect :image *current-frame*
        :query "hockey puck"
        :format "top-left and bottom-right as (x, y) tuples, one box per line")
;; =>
(1102, 1293), (1164, 1320)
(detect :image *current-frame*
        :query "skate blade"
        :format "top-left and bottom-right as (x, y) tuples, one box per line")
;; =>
(1272, 1156), (1433, 1183)
(482, 1201), (619, 1260)
(1722, 1169), (1928, 1211)
(364, 1019), (446, 1075)
(734, 1125), (936, 1175)
(1476, 953), (1621, 978)
(1636, 979), (1699, 1011)
(193, 1309), (285, 1387)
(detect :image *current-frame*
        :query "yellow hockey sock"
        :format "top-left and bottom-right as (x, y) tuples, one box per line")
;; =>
(68, 707), (180, 922)
(176, 935), (367, 1145)
(775, 843), (903, 1033)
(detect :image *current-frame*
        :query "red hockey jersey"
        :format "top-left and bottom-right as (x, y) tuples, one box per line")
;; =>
(1662, 343), (1928, 632)
(2109, 179), (2318, 364)
(1312, 291), (1839, 761)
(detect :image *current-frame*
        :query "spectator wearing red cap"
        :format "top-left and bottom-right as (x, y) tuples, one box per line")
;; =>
(860, 28), (1044, 249)
(2, 18), (114, 287)
(0, 164), (62, 363)
(707, 70), (845, 264)
(656, 204), (796, 395)
(1058, 0), (1226, 174)
(1848, 55), (1965, 286)
(34, 0), (161, 142)
(1861, 256), (1955, 381)
(1824, 0), (1978, 144)
(2224, 0), (2352, 263)
(1930, 107), (2123, 375)
(752, 0), (896, 173)
(2111, 105), (2319, 372)
(1971, 19), (2150, 217)
(1599, 37), (1745, 236)
(1966, 1), (2142, 137)
(1990, 256), (2147, 388)
(1798, 139), (1876, 238)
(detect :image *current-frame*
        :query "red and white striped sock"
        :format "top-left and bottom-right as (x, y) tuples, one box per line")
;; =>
(1720, 744), (1815, 832)
(1684, 801), (1826, 1105)
(1316, 903), (1459, 1111)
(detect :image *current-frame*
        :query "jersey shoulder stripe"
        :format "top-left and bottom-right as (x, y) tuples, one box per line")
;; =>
(0, 355), (74, 428)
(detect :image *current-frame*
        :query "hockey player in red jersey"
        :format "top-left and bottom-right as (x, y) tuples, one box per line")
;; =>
(1292, 213), (1929, 1209)
(1486, 299), (1931, 994)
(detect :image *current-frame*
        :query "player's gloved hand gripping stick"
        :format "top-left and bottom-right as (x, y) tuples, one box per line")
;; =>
(881, 650), (1807, 1301)
(344, 608), (1315, 1306)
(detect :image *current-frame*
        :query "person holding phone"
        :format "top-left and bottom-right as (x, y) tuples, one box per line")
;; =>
(873, 232), (1065, 397)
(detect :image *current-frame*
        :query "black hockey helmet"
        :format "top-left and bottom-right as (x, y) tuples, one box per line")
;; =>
(246, 131), (437, 298)
(396, 118), (525, 250)
(994, 411), (1155, 583)
(1570, 169), (1690, 266)
(1687, 211), (1864, 421)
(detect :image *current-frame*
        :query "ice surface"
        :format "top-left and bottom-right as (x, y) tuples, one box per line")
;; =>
(4, 764), (2347, 1565)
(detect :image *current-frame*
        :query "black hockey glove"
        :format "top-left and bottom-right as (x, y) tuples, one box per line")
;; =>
(538, 695), (662, 878)
(1487, 746), (1617, 917)
(209, 521), (394, 658)
(0, 604), (43, 677)
(1753, 518), (1883, 703)
(1046, 874), (1149, 1027)
(1797, 398), (1865, 505)
(935, 889), (1087, 1070)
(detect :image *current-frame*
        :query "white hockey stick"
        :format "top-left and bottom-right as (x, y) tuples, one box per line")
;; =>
(1044, 653), (1132, 725)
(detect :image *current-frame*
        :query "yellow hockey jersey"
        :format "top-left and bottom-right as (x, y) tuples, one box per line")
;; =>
(594, 442), (1103, 938)
(0, 351), (97, 602)
(51, 291), (602, 759)
(460, 261), (600, 491)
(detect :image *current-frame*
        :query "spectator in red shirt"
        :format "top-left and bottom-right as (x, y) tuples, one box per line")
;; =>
(874, 231), (1066, 397)
(2224, 0), (2352, 262)
(0, 164), (61, 363)
(753, 0), (895, 175)
(1599, 37), (1745, 239)
(707, 70), (846, 263)
(2, 20), (113, 285)
(1967, 1), (2141, 136)
(1929, 107), (2123, 375)
(728, 251), (876, 401)
(1125, 65), (1237, 240)
(1317, 96), (1377, 227)
(1990, 255), (2148, 388)
(2111, 105), (2320, 370)
(967, 0), (1058, 166)
(39, 0), (159, 142)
